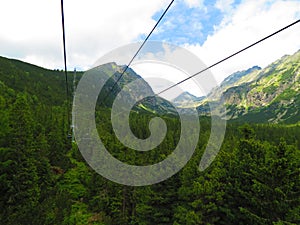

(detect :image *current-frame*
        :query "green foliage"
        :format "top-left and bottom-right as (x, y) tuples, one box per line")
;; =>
(263, 84), (277, 94)
(274, 88), (297, 102)
(0, 55), (299, 224)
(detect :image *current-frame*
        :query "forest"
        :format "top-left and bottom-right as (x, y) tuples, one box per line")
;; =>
(0, 56), (299, 224)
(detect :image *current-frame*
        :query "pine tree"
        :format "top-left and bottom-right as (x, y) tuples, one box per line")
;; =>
(0, 93), (41, 224)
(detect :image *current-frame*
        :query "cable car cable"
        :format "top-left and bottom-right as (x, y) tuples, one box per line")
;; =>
(156, 19), (300, 96)
(102, 0), (175, 104)
(61, 0), (71, 135)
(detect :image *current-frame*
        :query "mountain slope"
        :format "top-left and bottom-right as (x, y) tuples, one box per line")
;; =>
(0, 56), (80, 106)
(1, 53), (299, 124)
(172, 91), (204, 108)
(222, 66), (262, 86)
(0, 56), (177, 116)
(197, 49), (300, 123)
(94, 62), (178, 115)
(206, 66), (261, 102)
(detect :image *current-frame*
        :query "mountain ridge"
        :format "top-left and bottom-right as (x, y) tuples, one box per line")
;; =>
(0, 51), (299, 124)
(171, 91), (205, 108)
(197, 49), (300, 123)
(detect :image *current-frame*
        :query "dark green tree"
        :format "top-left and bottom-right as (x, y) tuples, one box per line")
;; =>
(0, 94), (40, 224)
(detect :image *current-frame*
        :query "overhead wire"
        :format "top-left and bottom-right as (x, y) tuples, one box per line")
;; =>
(60, 1), (299, 108)
(102, 0), (175, 104)
(60, 0), (71, 131)
(156, 19), (300, 96)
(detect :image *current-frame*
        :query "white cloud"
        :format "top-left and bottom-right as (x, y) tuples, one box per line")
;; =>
(215, 0), (235, 13)
(185, 0), (300, 83)
(183, 0), (205, 8)
(132, 63), (203, 100)
(1, 0), (300, 97)
(0, 0), (168, 70)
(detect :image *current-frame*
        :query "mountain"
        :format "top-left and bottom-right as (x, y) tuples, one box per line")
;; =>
(96, 62), (152, 105)
(1, 52), (299, 124)
(0, 56), (176, 116)
(221, 66), (262, 87)
(0, 56), (80, 106)
(206, 66), (262, 102)
(1, 55), (300, 225)
(171, 91), (205, 108)
(197, 49), (300, 124)
(88, 62), (178, 115)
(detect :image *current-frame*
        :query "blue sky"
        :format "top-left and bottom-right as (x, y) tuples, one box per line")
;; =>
(0, 0), (300, 96)
(149, 0), (227, 45)
(134, 0), (300, 96)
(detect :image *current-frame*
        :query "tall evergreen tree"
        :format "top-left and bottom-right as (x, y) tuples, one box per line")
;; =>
(0, 94), (40, 224)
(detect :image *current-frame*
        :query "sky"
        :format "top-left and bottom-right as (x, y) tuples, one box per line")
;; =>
(1, 0), (300, 97)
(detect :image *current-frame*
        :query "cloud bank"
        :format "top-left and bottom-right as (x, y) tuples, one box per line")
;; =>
(185, 0), (300, 83)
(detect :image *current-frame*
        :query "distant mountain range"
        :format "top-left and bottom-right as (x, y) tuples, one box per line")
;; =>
(116, 47), (300, 124)
(172, 92), (204, 108)
(0, 49), (299, 124)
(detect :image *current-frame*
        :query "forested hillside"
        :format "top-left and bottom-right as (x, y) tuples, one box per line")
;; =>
(0, 56), (299, 224)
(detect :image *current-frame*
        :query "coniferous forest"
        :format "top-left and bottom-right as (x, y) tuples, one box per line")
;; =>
(0, 56), (299, 224)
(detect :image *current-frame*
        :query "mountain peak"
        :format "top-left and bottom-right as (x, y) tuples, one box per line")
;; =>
(172, 91), (204, 108)
(198, 49), (300, 123)
(221, 65), (261, 86)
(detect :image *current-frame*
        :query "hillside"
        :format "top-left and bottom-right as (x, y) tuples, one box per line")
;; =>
(171, 91), (205, 108)
(0, 56), (80, 106)
(94, 62), (178, 115)
(197, 49), (300, 124)
(0, 55), (299, 224)
(207, 65), (262, 102)
(0, 56), (176, 116)
(1, 52), (299, 124)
